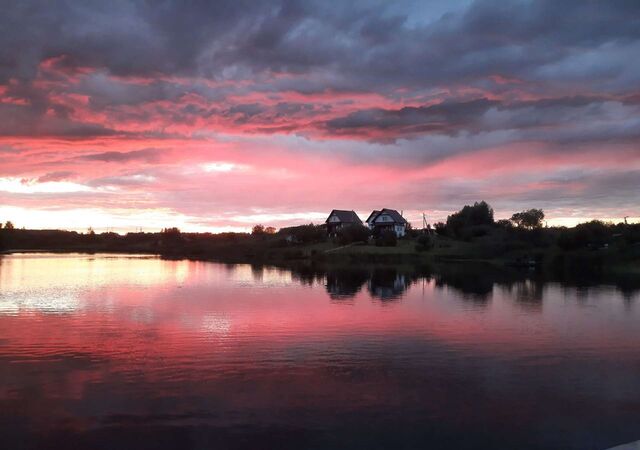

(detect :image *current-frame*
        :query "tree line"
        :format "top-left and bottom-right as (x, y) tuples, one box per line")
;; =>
(1, 201), (638, 255)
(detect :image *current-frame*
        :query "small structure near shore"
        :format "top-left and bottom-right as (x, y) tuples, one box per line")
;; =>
(366, 208), (408, 237)
(325, 210), (363, 236)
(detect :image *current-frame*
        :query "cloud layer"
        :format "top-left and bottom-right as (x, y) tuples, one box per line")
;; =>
(0, 0), (639, 230)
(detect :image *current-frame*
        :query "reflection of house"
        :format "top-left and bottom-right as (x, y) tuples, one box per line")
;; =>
(367, 268), (408, 300)
(365, 208), (408, 237)
(325, 210), (363, 235)
(325, 269), (369, 299)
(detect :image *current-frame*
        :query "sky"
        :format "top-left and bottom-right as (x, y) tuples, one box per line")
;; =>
(0, 0), (639, 232)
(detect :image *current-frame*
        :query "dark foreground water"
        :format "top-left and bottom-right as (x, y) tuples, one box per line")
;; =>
(1, 253), (639, 450)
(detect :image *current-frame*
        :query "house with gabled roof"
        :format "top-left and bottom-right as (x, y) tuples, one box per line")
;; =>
(325, 210), (363, 235)
(365, 208), (408, 237)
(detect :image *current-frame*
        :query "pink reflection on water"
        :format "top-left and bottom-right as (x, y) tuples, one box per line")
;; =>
(1, 254), (640, 449)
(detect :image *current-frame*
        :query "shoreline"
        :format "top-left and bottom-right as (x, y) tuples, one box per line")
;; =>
(2, 244), (638, 276)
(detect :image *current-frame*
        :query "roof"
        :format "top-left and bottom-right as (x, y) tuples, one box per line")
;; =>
(325, 210), (363, 224)
(371, 208), (407, 225)
(365, 210), (381, 223)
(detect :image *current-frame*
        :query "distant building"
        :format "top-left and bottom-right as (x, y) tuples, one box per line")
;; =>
(325, 210), (363, 235)
(365, 208), (408, 237)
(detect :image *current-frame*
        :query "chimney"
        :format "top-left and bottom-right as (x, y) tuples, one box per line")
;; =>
(401, 210), (403, 217)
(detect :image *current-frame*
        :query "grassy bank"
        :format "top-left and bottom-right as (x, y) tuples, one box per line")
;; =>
(1, 226), (639, 276)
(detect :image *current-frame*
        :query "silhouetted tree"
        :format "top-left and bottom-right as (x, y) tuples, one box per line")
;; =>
(496, 219), (513, 229)
(557, 220), (612, 250)
(265, 226), (276, 234)
(434, 222), (447, 236)
(160, 227), (183, 247)
(252, 224), (265, 236)
(445, 201), (494, 237)
(511, 209), (545, 229)
(4, 221), (14, 230)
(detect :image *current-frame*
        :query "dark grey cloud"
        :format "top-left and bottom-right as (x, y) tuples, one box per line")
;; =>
(325, 99), (498, 138)
(503, 169), (640, 212)
(0, 80), (118, 138)
(1, 0), (639, 91)
(1, 0), (637, 147)
(0, 103), (118, 138)
(323, 95), (640, 143)
(88, 173), (157, 187)
(36, 171), (76, 182)
(0, 145), (22, 154)
(224, 103), (269, 124)
(79, 148), (161, 163)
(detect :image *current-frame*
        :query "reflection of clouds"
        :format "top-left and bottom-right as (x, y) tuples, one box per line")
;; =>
(129, 306), (154, 324)
(0, 253), (197, 316)
(172, 260), (189, 285)
(202, 314), (231, 336)
(0, 254), (188, 293)
(0, 289), (80, 315)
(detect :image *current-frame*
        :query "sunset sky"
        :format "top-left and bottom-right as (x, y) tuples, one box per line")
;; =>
(1, 0), (639, 232)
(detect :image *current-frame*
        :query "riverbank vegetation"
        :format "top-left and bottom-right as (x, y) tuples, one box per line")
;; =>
(1, 201), (639, 275)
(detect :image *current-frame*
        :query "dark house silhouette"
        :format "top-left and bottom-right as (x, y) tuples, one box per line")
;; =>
(325, 210), (363, 235)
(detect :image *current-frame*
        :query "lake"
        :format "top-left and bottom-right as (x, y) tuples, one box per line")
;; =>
(1, 253), (639, 450)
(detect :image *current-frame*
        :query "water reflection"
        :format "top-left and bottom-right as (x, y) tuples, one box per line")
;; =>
(326, 268), (369, 300)
(284, 261), (640, 306)
(1, 253), (640, 450)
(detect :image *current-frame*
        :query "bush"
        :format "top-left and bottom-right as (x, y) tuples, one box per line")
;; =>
(278, 224), (326, 244)
(434, 222), (448, 236)
(336, 225), (370, 245)
(375, 230), (397, 247)
(404, 223), (419, 239)
(556, 220), (614, 250)
(623, 224), (640, 245)
(415, 233), (433, 252)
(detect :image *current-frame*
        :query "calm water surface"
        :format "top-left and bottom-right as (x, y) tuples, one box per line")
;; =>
(1, 253), (639, 450)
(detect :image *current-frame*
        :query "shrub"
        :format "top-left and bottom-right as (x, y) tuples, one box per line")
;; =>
(434, 222), (448, 236)
(404, 223), (419, 239)
(375, 230), (397, 247)
(556, 220), (613, 250)
(278, 224), (326, 244)
(336, 225), (370, 245)
(415, 233), (433, 252)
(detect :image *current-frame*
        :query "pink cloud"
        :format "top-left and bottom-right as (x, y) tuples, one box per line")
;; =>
(1, 48), (639, 231)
